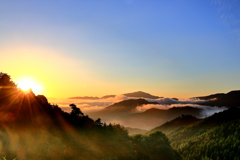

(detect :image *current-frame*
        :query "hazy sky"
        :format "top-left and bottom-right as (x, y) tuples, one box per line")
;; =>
(1, 0), (240, 98)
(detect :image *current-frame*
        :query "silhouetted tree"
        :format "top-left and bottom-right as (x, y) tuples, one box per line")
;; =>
(70, 104), (83, 117)
(95, 118), (103, 126)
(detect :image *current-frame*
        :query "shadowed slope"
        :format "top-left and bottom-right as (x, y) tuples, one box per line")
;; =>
(194, 90), (240, 107)
(117, 107), (203, 130)
(148, 108), (240, 160)
(149, 115), (201, 134)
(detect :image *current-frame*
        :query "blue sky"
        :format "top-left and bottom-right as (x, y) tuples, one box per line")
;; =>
(1, 0), (240, 98)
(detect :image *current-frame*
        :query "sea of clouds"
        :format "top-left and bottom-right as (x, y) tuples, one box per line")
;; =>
(49, 95), (227, 118)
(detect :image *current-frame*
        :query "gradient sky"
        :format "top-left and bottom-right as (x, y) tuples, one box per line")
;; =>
(1, 0), (240, 98)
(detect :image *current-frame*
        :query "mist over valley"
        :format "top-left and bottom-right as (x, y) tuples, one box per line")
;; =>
(1, 0), (240, 159)
(50, 91), (229, 130)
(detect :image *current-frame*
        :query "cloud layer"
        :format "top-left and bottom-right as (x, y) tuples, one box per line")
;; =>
(48, 95), (130, 114)
(49, 96), (226, 118)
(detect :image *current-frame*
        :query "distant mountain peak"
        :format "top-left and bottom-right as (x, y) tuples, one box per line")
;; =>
(123, 91), (162, 99)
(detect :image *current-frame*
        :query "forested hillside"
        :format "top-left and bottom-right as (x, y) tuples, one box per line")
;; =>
(150, 108), (240, 160)
(0, 73), (181, 160)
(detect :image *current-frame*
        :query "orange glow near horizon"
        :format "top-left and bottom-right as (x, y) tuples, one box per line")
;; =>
(0, 44), (222, 99)
(16, 77), (45, 95)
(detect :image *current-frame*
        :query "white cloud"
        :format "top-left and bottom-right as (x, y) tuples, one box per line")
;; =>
(49, 96), (227, 118)
(147, 97), (207, 105)
(48, 95), (131, 113)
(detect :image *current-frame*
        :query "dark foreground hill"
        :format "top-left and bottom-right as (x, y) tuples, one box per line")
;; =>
(0, 73), (181, 160)
(149, 108), (240, 160)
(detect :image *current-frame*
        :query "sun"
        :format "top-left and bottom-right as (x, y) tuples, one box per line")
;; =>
(16, 77), (44, 95)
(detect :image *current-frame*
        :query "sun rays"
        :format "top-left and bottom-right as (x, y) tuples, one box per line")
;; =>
(16, 77), (44, 95)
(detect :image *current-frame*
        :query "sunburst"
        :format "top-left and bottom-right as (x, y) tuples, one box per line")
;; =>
(16, 77), (44, 95)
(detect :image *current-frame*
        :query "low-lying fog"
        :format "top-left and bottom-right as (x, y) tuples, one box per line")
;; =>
(49, 95), (227, 130)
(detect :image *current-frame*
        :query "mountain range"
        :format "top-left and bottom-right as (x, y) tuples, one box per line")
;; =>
(88, 97), (204, 130)
(68, 91), (162, 99)
(117, 107), (203, 130)
(194, 90), (240, 107)
(90, 99), (159, 121)
(1, 73), (240, 159)
(88, 90), (240, 130)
